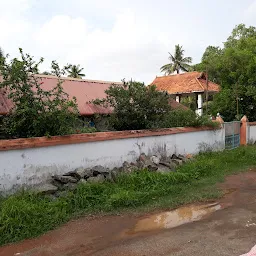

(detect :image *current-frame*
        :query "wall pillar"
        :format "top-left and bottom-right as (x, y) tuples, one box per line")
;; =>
(175, 95), (180, 103)
(196, 93), (203, 116)
(240, 115), (248, 145)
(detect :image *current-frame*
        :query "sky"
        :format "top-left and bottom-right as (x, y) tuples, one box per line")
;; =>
(0, 0), (256, 84)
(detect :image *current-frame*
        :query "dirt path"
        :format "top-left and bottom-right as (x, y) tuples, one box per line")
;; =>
(1, 171), (256, 256)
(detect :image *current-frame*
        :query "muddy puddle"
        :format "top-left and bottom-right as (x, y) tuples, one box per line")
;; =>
(129, 203), (221, 234)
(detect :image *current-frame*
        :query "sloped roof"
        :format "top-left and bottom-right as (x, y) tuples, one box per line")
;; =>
(0, 75), (122, 116)
(0, 75), (189, 116)
(151, 71), (220, 95)
(169, 99), (189, 111)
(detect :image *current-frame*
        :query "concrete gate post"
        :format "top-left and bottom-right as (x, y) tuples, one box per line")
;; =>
(240, 115), (248, 145)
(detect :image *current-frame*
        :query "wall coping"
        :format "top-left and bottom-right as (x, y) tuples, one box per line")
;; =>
(248, 122), (256, 126)
(0, 127), (217, 151)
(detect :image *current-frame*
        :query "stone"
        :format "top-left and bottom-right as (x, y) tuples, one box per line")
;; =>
(64, 167), (87, 180)
(74, 167), (86, 178)
(84, 168), (94, 178)
(110, 168), (120, 181)
(78, 179), (87, 184)
(159, 161), (176, 170)
(171, 154), (179, 160)
(34, 183), (58, 194)
(91, 166), (109, 176)
(178, 154), (185, 159)
(139, 153), (147, 162)
(63, 183), (77, 191)
(171, 159), (183, 166)
(150, 155), (160, 165)
(51, 179), (64, 190)
(53, 175), (78, 184)
(87, 175), (105, 183)
(147, 165), (158, 172)
(104, 173), (114, 182)
(122, 161), (137, 173)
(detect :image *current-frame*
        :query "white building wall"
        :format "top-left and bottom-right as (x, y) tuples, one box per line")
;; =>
(0, 129), (225, 193)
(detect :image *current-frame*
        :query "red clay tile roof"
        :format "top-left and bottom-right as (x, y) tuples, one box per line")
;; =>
(151, 71), (220, 95)
(169, 99), (189, 110)
(0, 75), (189, 116)
(0, 75), (122, 116)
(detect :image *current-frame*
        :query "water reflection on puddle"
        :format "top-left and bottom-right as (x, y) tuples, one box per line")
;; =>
(130, 203), (221, 233)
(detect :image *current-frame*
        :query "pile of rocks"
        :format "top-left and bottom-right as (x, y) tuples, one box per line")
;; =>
(35, 153), (191, 194)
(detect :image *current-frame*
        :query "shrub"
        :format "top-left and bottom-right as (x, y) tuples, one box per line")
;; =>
(93, 80), (171, 130)
(161, 109), (218, 128)
(0, 49), (80, 138)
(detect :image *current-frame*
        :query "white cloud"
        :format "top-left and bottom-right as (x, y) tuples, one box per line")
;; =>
(33, 10), (168, 83)
(0, 0), (254, 84)
(244, 0), (256, 22)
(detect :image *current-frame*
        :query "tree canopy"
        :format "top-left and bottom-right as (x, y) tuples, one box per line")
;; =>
(194, 24), (256, 121)
(0, 49), (79, 138)
(93, 80), (171, 130)
(160, 44), (192, 75)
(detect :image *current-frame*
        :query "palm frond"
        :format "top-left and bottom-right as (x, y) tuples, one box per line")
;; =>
(161, 44), (192, 74)
(181, 57), (192, 63)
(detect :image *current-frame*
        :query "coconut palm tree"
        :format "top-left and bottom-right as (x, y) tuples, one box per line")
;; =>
(67, 64), (85, 79)
(160, 44), (192, 75)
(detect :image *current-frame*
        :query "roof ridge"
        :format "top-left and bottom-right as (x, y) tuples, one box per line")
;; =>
(35, 74), (122, 85)
(195, 77), (205, 91)
(156, 71), (200, 79)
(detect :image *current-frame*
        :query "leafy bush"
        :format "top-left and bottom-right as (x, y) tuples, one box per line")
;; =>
(93, 80), (171, 130)
(0, 49), (80, 138)
(161, 109), (218, 128)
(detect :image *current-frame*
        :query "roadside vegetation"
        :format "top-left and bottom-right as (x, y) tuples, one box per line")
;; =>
(1, 146), (256, 246)
(194, 24), (256, 121)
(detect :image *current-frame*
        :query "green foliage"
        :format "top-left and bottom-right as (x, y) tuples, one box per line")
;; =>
(161, 109), (218, 128)
(160, 44), (192, 75)
(93, 80), (171, 130)
(181, 96), (197, 111)
(0, 49), (80, 138)
(73, 126), (97, 134)
(194, 24), (256, 121)
(66, 64), (85, 78)
(0, 47), (4, 60)
(1, 146), (256, 245)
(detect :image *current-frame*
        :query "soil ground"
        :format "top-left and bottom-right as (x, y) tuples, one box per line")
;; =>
(1, 171), (256, 256)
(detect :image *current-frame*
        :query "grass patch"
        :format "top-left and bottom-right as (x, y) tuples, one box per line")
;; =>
(1, 146), (256, 245)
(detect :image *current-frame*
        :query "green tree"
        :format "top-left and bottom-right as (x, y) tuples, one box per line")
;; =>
(93, 80), (171, 130)
(0, 49), (79, 138)
(66, 64), (85, 78)
(194, 24), (256, 121)
(160, 44), (192, 75)
(0, 47), (4, 59)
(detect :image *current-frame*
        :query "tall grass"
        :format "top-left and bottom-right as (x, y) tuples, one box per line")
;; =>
(0, 146), (256, 245)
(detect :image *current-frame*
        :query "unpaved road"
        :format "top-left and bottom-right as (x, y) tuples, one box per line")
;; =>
(1, 171), (256, 256)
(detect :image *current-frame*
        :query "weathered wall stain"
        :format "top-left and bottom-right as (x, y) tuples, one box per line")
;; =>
(0, 128), (225, 194)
